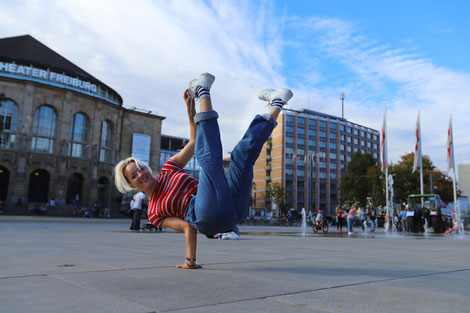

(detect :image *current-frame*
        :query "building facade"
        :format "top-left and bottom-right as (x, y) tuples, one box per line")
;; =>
(159, 134), (200, 179)
(253, 108), (380, 217)
(0, 35), (164, 215)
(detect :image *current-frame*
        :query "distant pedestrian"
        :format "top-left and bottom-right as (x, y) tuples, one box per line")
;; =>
(130, 191), (145, 230)
(336, 204), (344, 232)
(345, 204), (357, 235)
(49, 198), (56, 209)
(368, 208), (376, 232)
(359, 208), (367, 232)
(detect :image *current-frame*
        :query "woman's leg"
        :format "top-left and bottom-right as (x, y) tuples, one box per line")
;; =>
(226, 90), (292, 222)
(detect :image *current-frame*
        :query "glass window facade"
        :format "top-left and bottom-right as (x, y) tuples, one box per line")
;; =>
(32, 106), (56, 153)
(69, 113), (89, 158)
(0, 99), (18, 149)
(99, 120), (112, 162)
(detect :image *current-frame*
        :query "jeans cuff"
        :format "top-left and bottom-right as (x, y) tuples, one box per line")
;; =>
(194, 110), (219, 124)
(260, 113), (278, 127)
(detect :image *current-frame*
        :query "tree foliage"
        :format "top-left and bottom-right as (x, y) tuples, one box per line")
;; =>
(389, 152), (455, 204)
(339, 152), (377, 207)
(339, 151), (457, 208)
(267, 182), (287, 215)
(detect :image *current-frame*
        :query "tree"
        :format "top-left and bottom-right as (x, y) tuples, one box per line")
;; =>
(267, 182), (286, 216)
(339, 152), (377, 207)
(388, 152), (456, 205)
(367, 164), (385, 207)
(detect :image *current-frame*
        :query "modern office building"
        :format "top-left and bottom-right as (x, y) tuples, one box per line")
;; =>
(253, 108), (380, 217)
(159, 134), (200, 179)
(0, 34), (165, 215)
(458, 164), (470, 199)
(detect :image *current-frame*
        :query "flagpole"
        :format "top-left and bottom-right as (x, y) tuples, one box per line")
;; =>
(418, 112), (424, 195)
(383, 107), (390, 231)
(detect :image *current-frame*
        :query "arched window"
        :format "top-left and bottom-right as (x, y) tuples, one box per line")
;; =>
(32, 106), (57, 153)
(99, 120), (112, 163)
(69, 113), (88, 158)
(0, 99), (18, 149)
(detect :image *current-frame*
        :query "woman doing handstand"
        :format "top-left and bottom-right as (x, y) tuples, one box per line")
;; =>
(114, 73), (293, 269)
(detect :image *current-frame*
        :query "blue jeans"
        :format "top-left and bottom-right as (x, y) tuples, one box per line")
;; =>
(184, 110), (276, 235)
(347, 218), (353, 233)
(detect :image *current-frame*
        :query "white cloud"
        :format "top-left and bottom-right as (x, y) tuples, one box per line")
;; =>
(1, 1), (469, 174)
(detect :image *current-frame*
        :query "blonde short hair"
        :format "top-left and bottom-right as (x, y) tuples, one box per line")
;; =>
(114, 157), (152, 193)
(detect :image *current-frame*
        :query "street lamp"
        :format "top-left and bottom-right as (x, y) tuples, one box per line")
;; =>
(339, 92), (345, 119)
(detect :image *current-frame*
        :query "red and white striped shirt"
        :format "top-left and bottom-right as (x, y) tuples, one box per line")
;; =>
(147, 159), (198, 228)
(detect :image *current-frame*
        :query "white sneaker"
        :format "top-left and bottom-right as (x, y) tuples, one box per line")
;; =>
(257, 88), (293, 104)
(188, 72), (216, 98)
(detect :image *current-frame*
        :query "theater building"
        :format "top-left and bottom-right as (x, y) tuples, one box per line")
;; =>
(0, 35), (164, 215)
(253, 108), (380, 217)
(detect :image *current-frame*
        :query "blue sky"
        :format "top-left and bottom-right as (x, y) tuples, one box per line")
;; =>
(1, 0), (469, 173)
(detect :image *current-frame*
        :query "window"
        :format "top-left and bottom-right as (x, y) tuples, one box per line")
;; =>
(286, 168), (293, 176)
(347, 127), (352, 133)
(286, 158), (293, 165)
(340, 154), (345, 161)
(297, 169), (304, 177)
(298, 127), (305, 135)
(367, 133), (371, 139)
(319, 131), (326, 138)
(286, 136), (294, 144)
(330, 132), (336, 139)
(354, 138), (359, 145)
(361, 131), (365, 137)
(297, 138), (305, 146)
(340, 144), (345, 151)
(329, 122), (336, 130)
(286, 115), (294, 123)
(347, 146), (352, 153)
(374, 152), (378, 159)
(330, 153), (337, 160)
(286, 147), (294, 155)
(319, 121), (326, 128)
(340, 125), (345, 131)
(367, 142), (372, 148)
(319, 162), (326, 168)
(0, 99), (18, 149)
(308, 129), (315, 137)
(286, 126), (294, 133)
(347, 137), (352, 143)
(330, 143), (337, 149)
(354, 129), (359, 135)
(330, 173), (337, 180)
(99, 120), (112, 162)
(319, 172), (326, 179)
(374, 143), (378, 150)
(308, 139), (315, 147)
(309, 119), (316, 127)
(297, 117), (305, 124)
(32, 106), (56, 153)
(69, 113), (89, 158)
(330, 163), (337, 169)
(319, 141), (326, 148)
(347, 156), (351, 162)
(297, 158), (304, 166)
(340, 134), (344, 141)
(361, 140), (365, 146)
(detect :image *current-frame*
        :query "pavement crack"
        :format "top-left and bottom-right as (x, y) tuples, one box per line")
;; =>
(161, 267), (470, 312)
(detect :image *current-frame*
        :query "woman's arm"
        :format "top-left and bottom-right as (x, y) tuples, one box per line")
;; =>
(161, 216), (200, 269)
(170, 89), (197, 169)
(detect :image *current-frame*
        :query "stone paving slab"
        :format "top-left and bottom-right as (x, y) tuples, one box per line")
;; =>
(0, 216), (469, 313)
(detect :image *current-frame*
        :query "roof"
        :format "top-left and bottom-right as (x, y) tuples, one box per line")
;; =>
(0, 34), (122, 104)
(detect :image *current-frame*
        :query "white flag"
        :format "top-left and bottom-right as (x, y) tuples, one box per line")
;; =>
(381, 108), (387, 171)
(413, 111), (422, 172)
(447, 115), (455, 173)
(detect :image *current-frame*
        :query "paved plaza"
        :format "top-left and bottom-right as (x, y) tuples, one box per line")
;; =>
(0, 216), (469, 313)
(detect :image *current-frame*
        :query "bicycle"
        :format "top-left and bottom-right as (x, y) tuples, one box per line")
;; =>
(313, 220), (329, 233)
